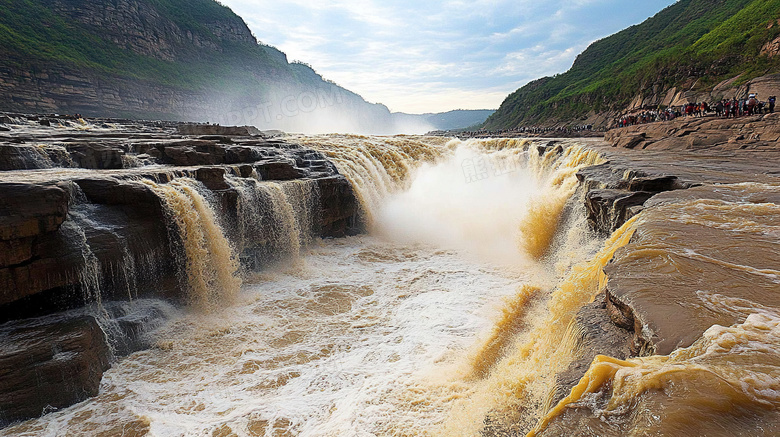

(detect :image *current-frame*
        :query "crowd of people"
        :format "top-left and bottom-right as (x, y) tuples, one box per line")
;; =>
(616, 94), (776, 128)
(454, 124), (601, 138)
(434, 94), (777, 137)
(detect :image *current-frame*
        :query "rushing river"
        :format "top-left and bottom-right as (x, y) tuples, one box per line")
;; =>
(5, 134), (777, 436)
(5, 235), (531, 436)
(1, 136), (608, 436)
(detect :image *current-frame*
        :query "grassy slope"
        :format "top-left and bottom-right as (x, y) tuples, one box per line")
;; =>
(484, 0), (780, 129)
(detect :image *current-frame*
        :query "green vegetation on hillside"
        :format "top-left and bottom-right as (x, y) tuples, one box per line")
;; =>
(0, 0), (284, 89)
(145, 0), (237, 30)
(0, 0), (397, 127)
(484, 0), (780, 129)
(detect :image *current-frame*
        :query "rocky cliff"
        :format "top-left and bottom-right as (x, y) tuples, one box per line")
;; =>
(0, 114), (359, 426)
(0, 0), (404, 133)
(604, 110), (780, 150)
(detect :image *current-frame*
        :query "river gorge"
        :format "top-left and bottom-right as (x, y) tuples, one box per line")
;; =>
(0, 115), (778, 436)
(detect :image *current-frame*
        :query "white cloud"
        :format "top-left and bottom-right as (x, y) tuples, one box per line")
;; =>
(222, 0), (677, 113)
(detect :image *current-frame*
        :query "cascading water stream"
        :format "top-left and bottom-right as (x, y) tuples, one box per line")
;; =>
(56, 182), (181, 359)
(526, 182), (780, 437)
(2, 136), (623, 437)
(141, 178), (242, 309)
(226, 176), (319, 267)
(296, 135), (453, 229)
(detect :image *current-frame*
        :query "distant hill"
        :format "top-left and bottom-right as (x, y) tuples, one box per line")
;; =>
(424, 109), (495, 131)
(484, 0), (780, 130)
(391, 109), (495, 133)
(0, 0), (413, 134)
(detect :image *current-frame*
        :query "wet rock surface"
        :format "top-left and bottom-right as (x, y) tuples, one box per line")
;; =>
(552, 294), (635, 407)
(176, 124), (263, 136)
(575, 161), (693, 235)
(0, 114), (360, 425)
(583, 189), (655, 234)
(605, 112), (780, 152)
(576, 119), (780, 236)
(0, 115), (358, 312)
(604, 183), (780, 355)
(0, 314), (110, 427)
(540, 134), (780, 435)
(0, 183), (70, 241)
(0, 299), (173, 426)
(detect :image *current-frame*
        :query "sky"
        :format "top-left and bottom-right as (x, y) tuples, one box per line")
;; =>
(220, 0), (679, 114)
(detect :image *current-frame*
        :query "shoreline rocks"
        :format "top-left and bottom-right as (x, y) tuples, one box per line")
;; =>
(605, 112), (780, 151)
(535, 132), (780, 434)
(0, 314), (110, 427)
(5, 113), (779, 431)
(0, 119), (360, 316)
(0, 299), (175, 427)
(0, 115), (360, 426)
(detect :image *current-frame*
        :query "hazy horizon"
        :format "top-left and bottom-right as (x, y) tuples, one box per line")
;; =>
(221, 0), (678, 114)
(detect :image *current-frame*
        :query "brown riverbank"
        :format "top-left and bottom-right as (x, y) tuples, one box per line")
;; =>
(605, 111), (780, 152)
(532, 121), (780, 435)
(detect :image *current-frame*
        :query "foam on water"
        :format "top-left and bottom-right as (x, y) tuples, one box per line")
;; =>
(142, 178), (242, 309)
(0, 237), (527, 436)
(0, 136), (610, 436)
(376, 145), (540, 266)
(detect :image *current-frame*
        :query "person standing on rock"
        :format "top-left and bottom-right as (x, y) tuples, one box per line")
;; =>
(770, 96), (776, 113)
(747, 95), (758, 115)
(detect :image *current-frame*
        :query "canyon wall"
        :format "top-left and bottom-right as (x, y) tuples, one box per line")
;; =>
(0, 0), (404, 133)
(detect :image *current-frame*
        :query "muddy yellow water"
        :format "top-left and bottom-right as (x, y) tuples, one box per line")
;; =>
(3, 237), (538, 436)
(531, 172), (780, 435)
(4, 135), (779, 436)
(607, 183), (780, 354)
(534, 311), (780, 436)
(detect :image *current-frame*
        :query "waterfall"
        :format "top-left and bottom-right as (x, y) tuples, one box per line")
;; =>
(297, 135), (452, 229)
(47, 172), (321, 314)
(300, 136), (603, 264)
(0, 144), (75, 170)
(15, 145), (56, 169)
(118, 138), (611, 432)
(8, 132), (780, 437)
(226, 176), (320, 267)
(3, 134), (659, 437)
(56, 183), (179, 359)
(141, 173), (320, 293)
(293, 136), (619, 435)
(142, 178), (241, 310)
(62, 184), (109, 308)
(518, 145), (604, 260)
(529, 311), (780, 436)
(60, 209), (105, 308)
(435, 217), (637, 435)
